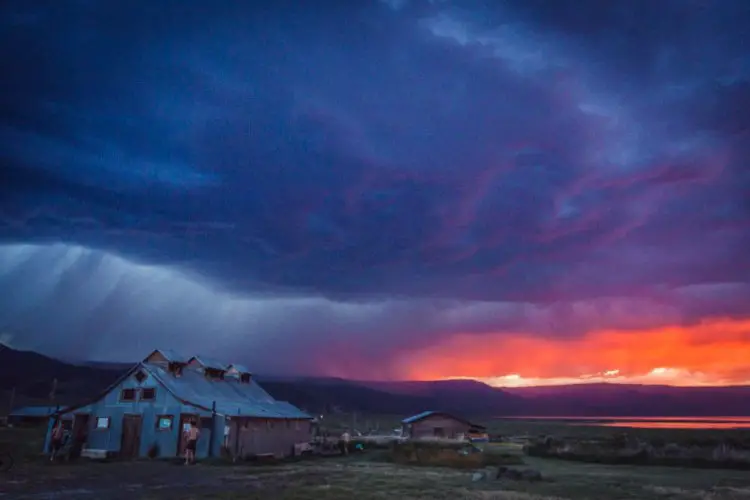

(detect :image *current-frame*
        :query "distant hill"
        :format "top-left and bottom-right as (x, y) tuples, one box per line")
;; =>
(364, 379), (525, 416)
(0, 346), (439, 416)
(256, 377), (436, 415)
(0, 344), (125, 412)
(366, 379), (750, 417)
(2, 346), (750, 417)
(503, 383), (750, 417)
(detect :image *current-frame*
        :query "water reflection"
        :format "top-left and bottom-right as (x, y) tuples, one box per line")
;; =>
(496, 416), (750, 429)
(596, 420), (750, 429)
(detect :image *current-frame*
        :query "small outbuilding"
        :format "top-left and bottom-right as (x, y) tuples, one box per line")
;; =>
(8, 406), (59, 426)
(401, 411), (485, 440)
(44, 349), (313, 460)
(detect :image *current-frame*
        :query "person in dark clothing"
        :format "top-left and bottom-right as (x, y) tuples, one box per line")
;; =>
(50, 421), (65, 462)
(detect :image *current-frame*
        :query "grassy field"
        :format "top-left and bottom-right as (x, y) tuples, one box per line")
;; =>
(2, 420), (750, 499)
(3, 450), (750, 499)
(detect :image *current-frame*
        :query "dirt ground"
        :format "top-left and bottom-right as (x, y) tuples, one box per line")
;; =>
(3, 454), (750, 500)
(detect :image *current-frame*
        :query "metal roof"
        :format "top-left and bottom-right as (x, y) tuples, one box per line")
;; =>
(10, 406), (58, 417)
(188, 356), (229, 371)
(153, 349), (190, 363)
(143, 363), (311, 419)
(226, 363), (251, 373)
(401, 410), (474, 426)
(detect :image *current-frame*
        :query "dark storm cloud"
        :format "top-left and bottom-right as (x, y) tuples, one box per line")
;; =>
(1, 0), (749, 375)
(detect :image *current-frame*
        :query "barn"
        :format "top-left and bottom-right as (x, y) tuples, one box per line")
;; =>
(44, 349), (313, 460)
(401, 411), (485, 440)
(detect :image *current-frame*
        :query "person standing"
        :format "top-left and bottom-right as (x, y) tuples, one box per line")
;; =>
(340, 429), (351, 456)
(49, 421), (65, 462)
(184, 421), (200, 465)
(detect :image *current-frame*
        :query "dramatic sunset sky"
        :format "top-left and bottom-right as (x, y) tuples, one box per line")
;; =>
(1, 1), (749, 387)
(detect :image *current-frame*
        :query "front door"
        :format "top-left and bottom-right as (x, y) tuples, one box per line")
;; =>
(71, 414), (90, 459)
(120, 414), (143, 459)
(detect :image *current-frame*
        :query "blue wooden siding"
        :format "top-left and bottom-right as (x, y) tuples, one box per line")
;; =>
(86, 369), (213, 457)
(44, 351), (312, 460)
(47, 368), (221, 458)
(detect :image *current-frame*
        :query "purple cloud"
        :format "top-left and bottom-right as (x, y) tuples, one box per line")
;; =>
(0, 0), (748, 378)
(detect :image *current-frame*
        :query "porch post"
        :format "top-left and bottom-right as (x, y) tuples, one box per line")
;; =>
(208, 401), (216, 457)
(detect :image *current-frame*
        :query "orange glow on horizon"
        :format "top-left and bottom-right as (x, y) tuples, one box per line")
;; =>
(397, 317), (750, 387)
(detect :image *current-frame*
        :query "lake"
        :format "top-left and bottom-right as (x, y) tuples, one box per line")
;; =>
(494, 416), (750, 429)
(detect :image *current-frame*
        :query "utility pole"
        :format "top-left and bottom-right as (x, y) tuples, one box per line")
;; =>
(49, 378), (58, 407)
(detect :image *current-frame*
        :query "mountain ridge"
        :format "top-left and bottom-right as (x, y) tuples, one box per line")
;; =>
(2, 346), (750, 417)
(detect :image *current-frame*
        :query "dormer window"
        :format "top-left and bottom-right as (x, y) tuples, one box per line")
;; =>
(204, 368), (225, 380)
(240, 373), (251, 384)
(168, 362), (184, 377)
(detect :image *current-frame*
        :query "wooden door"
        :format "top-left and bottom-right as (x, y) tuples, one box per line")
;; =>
(71, 414), (90, 459)
(177, 414), (197, 456)
(120, 415), (143, 459)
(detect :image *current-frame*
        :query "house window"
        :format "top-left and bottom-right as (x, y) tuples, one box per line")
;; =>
(96, 417), (110, 429)
(134, 370), (147, 384)
(205, 368), (225, 380)
(120, 388), (136, 401)
(140, 388), (156, 401)
(156, 416), (173, 431)
(168, 362), (184, 376)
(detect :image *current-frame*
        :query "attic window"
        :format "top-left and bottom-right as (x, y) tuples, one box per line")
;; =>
(134, 370), (147, 384)
(140, 388), (156, 401)
(205, 368), (225, 380)
(240, 373), (251, 383)
(120, 388), (136, 401)
(168, 362), (184, 376)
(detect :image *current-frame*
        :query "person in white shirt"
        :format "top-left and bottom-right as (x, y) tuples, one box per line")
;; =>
(340, 430), (351, 455)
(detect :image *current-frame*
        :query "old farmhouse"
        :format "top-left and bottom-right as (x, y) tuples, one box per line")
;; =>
(44, 349), (312, 460)
(401, 411), (486, 440)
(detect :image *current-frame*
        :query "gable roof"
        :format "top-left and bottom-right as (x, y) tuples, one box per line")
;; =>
(154, 349), (190, 363)
(401, 410), (474, 426)
(56, 361), (311, 420)
(226, 363), (251, 373)
(188, 356), (229, 371)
